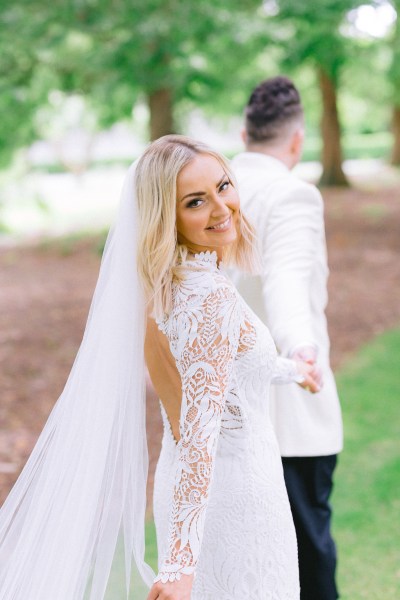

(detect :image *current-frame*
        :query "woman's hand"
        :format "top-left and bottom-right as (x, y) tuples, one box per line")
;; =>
(295, 360), (323, 393)
(146, 573), (194, 600)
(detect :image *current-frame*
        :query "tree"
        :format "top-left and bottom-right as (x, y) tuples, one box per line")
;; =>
(270, 0), (367, 186)
(389, 0), (400, 164)
(0, 0), (265, 167)
(0, 3), (57, 168)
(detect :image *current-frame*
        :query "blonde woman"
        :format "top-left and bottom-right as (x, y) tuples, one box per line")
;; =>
(0, 135), (319, 600)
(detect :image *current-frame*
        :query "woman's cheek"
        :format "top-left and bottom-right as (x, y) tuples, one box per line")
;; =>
(189, 214), (206, 236)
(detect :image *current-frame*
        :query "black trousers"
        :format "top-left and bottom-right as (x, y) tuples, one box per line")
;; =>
(282, 455), (339, 600)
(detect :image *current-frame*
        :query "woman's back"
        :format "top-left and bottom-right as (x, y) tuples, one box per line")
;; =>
(145, 318), (182, 443)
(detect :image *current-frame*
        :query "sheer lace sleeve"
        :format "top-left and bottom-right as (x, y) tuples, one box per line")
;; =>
(271, 356), (304, 385)
(155, 281), (240, 583)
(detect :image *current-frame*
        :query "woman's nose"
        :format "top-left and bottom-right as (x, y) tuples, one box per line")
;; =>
(210, 194), (229, 215)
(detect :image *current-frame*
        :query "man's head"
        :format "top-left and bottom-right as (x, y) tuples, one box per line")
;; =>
(242, 76), (304, 169)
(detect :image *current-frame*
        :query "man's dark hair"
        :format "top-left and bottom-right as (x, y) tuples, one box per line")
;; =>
(245, 76), (303, 144)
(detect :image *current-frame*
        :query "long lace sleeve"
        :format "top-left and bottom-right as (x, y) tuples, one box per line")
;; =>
(271, 356), (304, 385)
(155, 282), (240, 583)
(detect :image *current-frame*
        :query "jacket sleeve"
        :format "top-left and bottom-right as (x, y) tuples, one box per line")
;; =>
(260, 183), (323, 356)
(155, 283), (240, 583)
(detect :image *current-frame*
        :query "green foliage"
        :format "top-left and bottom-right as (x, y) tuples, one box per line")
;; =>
(273, 0), (366, 80)
(0, 0), (267, 163)
(389, 0), (400, 104)
(0, 6), (42, 166)
(0, 0), (399, 171)
(75, 0), (268, 129)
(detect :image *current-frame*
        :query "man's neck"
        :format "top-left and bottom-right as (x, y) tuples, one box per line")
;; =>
(245, 144), (297, 170)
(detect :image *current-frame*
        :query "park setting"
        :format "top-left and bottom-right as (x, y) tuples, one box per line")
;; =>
(0, 1), (400, 599)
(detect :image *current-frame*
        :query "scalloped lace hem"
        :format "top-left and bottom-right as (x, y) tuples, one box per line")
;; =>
(154, 565), (196, 584)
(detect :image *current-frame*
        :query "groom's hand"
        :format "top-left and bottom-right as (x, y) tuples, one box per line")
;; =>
(294, 361), (321, 393)
(291, 345), (323, 392)
(291, 345), (317, 364)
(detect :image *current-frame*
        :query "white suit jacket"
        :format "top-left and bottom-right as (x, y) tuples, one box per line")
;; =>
(231, 152), (343, 456)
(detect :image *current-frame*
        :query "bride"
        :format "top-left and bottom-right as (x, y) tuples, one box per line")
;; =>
(0, 135), (320, 600)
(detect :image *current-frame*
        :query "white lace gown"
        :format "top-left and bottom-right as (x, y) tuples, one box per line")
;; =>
(153, 252), (300, 599)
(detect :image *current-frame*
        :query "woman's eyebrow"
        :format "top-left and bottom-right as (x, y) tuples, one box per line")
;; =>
(216, 174), (226, 188)
(181, 190), (206, 201)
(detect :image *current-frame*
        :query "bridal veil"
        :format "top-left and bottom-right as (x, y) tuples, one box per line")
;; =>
(0, 162), (155, 598)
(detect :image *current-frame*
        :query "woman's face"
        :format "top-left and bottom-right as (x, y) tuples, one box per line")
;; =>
(176, 154), (240, 259)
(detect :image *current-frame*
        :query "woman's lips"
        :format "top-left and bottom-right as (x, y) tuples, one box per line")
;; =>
(206, 215), (232, 232)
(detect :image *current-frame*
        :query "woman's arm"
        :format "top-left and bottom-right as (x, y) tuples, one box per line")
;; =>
(148, 284), (240, 599)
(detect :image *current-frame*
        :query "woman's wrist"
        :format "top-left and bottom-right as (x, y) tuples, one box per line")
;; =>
(154, 565), (195, 584)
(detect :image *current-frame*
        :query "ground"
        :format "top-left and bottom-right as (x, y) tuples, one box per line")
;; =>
(0, 182), (400, 507)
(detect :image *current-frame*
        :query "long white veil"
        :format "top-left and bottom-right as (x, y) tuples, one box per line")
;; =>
(0, 162), (156, 598)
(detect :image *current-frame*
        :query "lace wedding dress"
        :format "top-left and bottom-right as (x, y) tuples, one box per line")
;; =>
(153, 252), (300, 599)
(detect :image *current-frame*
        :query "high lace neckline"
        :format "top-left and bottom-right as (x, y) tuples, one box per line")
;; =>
(188, 250), (223, 271)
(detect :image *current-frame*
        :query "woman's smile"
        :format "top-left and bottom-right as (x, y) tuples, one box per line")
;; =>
(206, 215), (232, 232)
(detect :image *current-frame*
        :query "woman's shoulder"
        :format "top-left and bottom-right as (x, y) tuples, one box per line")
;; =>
(172, 264), (236, 312)
(156, 251), (239, 336)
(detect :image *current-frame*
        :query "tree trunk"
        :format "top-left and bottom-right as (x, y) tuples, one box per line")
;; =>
(391, 105), (400, 165)
(317, 67), (349, 187)
(148, 88), (174, 141)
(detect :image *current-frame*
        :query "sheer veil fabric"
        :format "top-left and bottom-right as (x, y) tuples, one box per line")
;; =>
(0, 162), (155, 599)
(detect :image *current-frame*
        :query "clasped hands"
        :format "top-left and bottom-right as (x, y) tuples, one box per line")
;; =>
(292, 345), (323, 394)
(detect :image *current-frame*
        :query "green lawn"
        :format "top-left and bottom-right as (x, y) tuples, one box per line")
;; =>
(143, 329), (400, 598)
(333, 328), (400, 599)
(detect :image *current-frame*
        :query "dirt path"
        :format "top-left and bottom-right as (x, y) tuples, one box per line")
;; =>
(1, 184), (400, 506)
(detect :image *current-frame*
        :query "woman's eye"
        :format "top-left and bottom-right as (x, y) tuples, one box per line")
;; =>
(219, 180), (230, 192)
(187, 198), (203, 208)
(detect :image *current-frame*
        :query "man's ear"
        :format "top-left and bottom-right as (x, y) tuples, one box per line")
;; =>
(240, 127), (248, 147)
(291, 127), (305, 159)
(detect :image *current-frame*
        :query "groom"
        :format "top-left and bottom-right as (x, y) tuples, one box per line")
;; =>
(231, 76), (343, 599)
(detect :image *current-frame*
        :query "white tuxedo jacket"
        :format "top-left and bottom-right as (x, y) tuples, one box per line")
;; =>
(231, 152), (343, 456)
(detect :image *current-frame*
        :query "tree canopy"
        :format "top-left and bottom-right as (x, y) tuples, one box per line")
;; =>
(0, 0), (399, 180)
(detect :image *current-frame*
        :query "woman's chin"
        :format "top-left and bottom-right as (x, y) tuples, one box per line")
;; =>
(204, 228), (237, 247)
(211, 233), (237, 249)
(182, 232), (237, 254)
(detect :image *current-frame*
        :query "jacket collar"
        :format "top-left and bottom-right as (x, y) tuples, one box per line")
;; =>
(232, 152), (290, 175)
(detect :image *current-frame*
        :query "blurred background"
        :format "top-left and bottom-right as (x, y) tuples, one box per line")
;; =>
(0, 1), (399, 598)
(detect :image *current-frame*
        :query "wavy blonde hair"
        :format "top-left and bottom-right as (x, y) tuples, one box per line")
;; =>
(135, 134), (259, 318)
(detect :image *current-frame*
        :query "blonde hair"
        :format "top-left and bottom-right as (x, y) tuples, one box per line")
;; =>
(135, 134), (258, 318)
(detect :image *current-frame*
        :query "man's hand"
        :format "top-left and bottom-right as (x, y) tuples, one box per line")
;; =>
(291, 345), (317, 365)
(291, 345), (323, 392)
(147, 573), (194, 600)
(294, 361), (322, 393)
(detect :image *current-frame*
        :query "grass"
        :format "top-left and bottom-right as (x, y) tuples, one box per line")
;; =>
(145, 520), (158, 571)
(141, 329), (400, 598)
(332, 328), (400, 599)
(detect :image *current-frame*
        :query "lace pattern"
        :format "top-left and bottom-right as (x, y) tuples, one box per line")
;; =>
(272, 356), (304, 384)
(156, 270), (240, 581)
